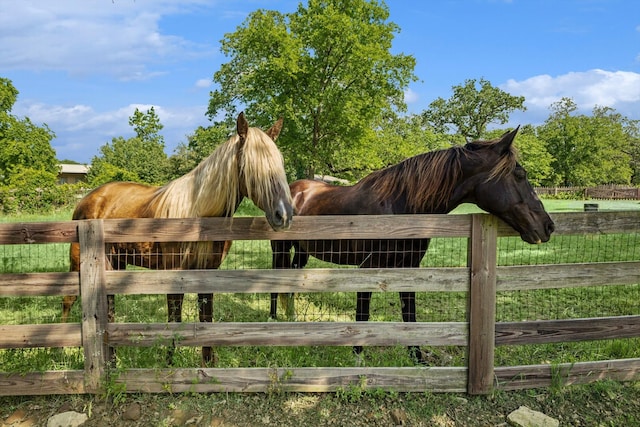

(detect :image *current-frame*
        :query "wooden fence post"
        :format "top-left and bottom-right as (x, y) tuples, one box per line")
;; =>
(78, 219), (109, 393)
(467, 214), (498, 394)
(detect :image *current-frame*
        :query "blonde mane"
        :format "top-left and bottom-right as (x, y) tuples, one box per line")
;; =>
(151, 135), (240, 219)
(238, 128), (291, 218)
(149, 126), (289, 268)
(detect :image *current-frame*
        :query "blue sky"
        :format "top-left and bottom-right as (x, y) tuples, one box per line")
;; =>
(1, 0), (639, 164)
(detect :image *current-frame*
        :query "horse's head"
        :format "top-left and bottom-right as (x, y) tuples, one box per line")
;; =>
(236, 112), (293, 231)
(451, 128), (555, 244)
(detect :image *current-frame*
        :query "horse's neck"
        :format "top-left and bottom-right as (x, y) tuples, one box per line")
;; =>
(366, 170), (460, 215)
(153, 152), (240, 218)
(193, 166), (240, 217)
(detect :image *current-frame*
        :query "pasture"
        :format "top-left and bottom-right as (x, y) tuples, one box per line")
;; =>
(1, 198), (639, 376)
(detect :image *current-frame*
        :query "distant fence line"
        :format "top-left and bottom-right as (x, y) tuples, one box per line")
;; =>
(535, 185), (640, 200)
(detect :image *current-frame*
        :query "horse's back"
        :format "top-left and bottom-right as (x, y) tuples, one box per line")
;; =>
(290, 179), (339, 215)
(73, 181), (159, 220)
(289, 179), (385, 215)
(71, 181), (233, 271)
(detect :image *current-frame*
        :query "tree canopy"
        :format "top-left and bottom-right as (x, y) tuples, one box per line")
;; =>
(207, 0), (417, 179)
(422, 78), (526, 140)
(88, 107), (169, 186)
(624, 118), (640, 184)
(0, 78), (58, 185)
(0, 77), (19, 114)
(0, 78), (77, 213)
(537, 98), (631, 186)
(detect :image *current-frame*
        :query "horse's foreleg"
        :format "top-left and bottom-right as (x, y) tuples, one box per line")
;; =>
(198, 293), (216, 366)
(166, 293), (184, 365)
(106, 294), (116, 363)
(269, 294), (279, 320)
(107, 294), (115, 323)
(62, 295), (77, 322)
(354, 291), (373, 363)
(270, 240), (293, 320)
(63, 242), (81, 322)
(167, 294), (184, 322)
(400, 291), (425, 364)
(279, 242), (309, 320)
(291, 242), (309, 269)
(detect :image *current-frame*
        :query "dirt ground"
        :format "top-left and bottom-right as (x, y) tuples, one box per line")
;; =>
(2, 381), (640, 426)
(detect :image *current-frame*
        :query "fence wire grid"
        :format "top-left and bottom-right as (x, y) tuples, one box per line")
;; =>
(1, 229), (639, 370)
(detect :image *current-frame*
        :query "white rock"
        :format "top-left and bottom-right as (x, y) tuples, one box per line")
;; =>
(507, 406), (559, 427)
(47, 411), (89, 427)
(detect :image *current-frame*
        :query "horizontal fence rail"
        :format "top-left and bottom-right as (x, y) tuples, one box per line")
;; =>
(0, 211), (639, 395)
(535, 185), (640, 200)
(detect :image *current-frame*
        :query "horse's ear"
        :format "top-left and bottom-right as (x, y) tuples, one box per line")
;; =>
(494, 126), (519, 154)
(266, 117), (284, 141)
(237, 112), (249, 140)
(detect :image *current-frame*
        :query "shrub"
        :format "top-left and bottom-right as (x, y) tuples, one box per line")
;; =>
(0, 168), (86, 214)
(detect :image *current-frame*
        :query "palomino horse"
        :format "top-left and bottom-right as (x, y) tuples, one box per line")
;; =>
(64, 112), (293, 365)
(271, 128), (554, 364)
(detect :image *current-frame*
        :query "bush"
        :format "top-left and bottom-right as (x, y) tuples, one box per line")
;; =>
(87, 162), (139, 187)
(0, 168), (87, 214)
(541, 190), (586, 200)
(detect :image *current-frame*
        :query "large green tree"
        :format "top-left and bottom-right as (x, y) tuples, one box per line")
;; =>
(88, 107), (169, 186)
(0, 77), (19, 114)
(0, 78), (69, 213)
(354, 114), (451, 176)
(623, 118), (640, 184)
(207, 0), (417, 179)
(0, 78), (58, 185)
(422, 78), (526, 140)
(129, 106), (164, 146)
(538, 98), (631, 186)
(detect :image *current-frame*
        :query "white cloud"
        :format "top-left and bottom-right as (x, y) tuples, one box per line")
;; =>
(404, 88), (419, 105)
(195, 78), (212, 89)
(502, 69), (640, 118)
(15, 100), (210, 163)
(0, 0), (215, 80)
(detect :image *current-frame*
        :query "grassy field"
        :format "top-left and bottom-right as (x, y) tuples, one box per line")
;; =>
(0, 199), (639, 426)
(0, 198), (639, 373)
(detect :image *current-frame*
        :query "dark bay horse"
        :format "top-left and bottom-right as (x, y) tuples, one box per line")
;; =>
(64, 112), (293, 365)
(270, 128), (554, 364)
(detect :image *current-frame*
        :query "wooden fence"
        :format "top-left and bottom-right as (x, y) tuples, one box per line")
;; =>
(0, 212), (639, 396)
(535, 185), (640, 200)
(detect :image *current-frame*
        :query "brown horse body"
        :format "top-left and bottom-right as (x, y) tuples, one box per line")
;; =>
(65, 113), (293, 365)
(271, 128), (555, 364)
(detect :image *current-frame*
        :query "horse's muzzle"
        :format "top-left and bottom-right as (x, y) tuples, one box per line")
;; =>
(268, 199), (293, 231)
(525, 217), (555, 244)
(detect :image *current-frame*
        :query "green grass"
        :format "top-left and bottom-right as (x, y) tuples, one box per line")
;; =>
(0, 198), (639, 372)
(452, 198), (640, 214)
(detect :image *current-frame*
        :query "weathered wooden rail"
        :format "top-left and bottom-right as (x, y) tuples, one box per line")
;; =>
(0, 211), (639, 396)
(535, 185), (640, 200)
